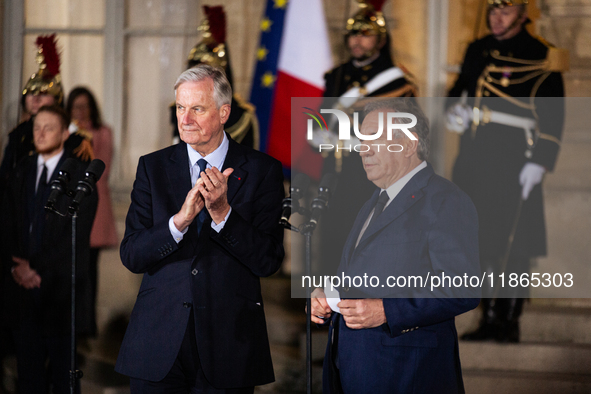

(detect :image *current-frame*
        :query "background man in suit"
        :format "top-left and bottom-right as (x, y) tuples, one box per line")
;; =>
(446, 0), (566, 342)
(1, 105), (97, 394)
(115, 65), (285, 393)
(311, 98), (480, 393)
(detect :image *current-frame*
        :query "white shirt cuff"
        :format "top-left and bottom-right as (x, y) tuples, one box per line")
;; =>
(169, 216), (188, 243)
(211, 207), (232, 233)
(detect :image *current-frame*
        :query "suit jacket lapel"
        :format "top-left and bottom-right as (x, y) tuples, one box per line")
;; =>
(26, 156), (38, 233)
(167, 143), (192, 211)
(355, 164), (434, 252)
(342, 190), (379, 266)
(49, 154), (67, 184)
(221, 135), (247, 205)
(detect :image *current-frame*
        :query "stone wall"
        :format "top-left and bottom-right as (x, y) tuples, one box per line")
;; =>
(534, 0), (591, 301)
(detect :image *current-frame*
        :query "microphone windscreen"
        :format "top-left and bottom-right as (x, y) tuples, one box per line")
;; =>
(319, 173), (337, 193)
(60, 158), (79, 175)
(292, 173), (310, 192)
(86, 159), (106, 181)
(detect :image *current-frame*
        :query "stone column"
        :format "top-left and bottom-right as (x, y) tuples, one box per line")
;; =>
(534, 0), (591, 302)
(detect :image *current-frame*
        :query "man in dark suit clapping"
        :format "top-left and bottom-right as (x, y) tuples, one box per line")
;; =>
(115, 64), (285, 393)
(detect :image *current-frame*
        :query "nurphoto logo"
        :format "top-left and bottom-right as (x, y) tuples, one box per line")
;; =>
(304, 107), (417, 153)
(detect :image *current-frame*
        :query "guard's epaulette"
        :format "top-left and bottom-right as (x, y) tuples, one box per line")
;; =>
(396, 63), (420, 96)
(75, 128), (93, 142)
(533, 34), (554, 48)
(397, 63), (417, 86)
(531, 35), (569, 72)
(72, 129), (95, 161)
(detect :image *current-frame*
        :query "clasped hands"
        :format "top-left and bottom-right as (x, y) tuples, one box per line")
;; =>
(309, 288), (387, 330)
(174, 166), (234, 232)
(11, 256), (41, 289)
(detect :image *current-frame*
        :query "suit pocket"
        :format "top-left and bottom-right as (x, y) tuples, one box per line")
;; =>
(381, 328), (438, 348)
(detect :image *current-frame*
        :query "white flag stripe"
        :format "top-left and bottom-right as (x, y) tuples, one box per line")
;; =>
(277, 0), (333, 89)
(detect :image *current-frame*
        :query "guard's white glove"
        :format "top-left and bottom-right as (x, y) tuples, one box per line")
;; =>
(445, 103), (472, 134)
(68, 122), (79, 134)
(308, 127), (338, 149)
(519, 162), (546, 200)
(308, 128), (361, 150)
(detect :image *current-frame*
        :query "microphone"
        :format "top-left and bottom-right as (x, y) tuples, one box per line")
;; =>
(68, 159), (105, 215)
(45, 158), (79, 210)
(308, 173), (337, 229)
(281, 173), (310, 224)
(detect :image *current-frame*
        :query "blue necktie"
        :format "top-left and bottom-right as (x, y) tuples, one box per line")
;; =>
(368, 190), (389, 229)
(196, 159), (208, 233)
(196, 159), (208, 180)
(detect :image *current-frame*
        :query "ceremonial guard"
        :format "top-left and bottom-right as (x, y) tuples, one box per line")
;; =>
(171, 5), (259, 149)
(0, 34), (93, 189)
(446, 0), (567, 342)
(315, 0), (417, 275)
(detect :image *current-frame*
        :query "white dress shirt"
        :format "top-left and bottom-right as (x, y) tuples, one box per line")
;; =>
(36, 150), (65, 192)
(169, 133), (232, 243)
(356, 161), (427, 247)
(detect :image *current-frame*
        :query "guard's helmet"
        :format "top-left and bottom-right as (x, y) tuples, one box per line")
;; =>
(487, 0), (528, 8)
(346, 0), (387, 41)
(22, 34), (63, 105)
(187, 6), (228, 70)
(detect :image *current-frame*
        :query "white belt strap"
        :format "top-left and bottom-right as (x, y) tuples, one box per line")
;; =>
(474, 106), (538, 157)
(338, 67), (406, 108)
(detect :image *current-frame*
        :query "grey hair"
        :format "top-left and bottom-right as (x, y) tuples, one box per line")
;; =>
(363, 97), (430, 160)
(174, 64), (232, 108)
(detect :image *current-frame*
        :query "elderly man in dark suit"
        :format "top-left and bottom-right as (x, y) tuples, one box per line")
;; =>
(115, 64), (285, 393)
(311, 98), (480, 393)
(1, 105), (97, 394)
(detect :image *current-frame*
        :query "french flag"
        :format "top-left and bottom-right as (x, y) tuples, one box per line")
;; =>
(250, 0), (332, 177)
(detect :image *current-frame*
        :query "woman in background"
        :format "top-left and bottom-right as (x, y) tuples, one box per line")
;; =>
(67, 87), (118, 337)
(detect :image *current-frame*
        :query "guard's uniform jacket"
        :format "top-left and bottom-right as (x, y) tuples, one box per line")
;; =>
(449, 28), (565, 266)
(324, 50), (416, 100)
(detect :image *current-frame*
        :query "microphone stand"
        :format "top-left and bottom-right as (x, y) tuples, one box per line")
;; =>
(45, 158), (102, 393)
(69, 212), (83, 394)
(281, 210), (321, 394)
(46, 201), (84, 394)
(300, 221), (316, 394)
